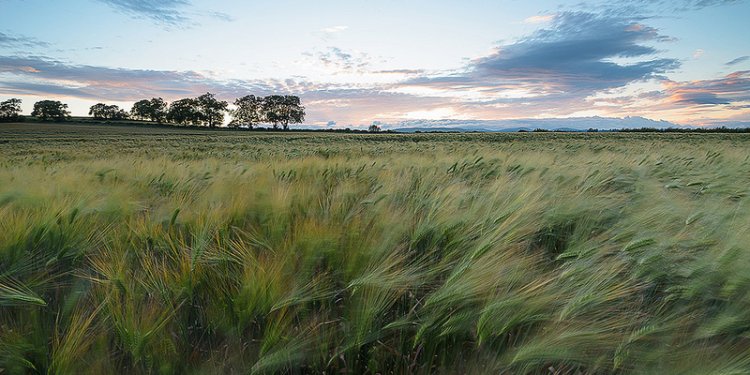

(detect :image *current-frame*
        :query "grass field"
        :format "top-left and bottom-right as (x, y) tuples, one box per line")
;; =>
(2, 122), (750, 374)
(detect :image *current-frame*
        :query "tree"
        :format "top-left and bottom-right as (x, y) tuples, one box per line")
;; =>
(0, 98), (23, 122)
(31, 100), (70, 121)
(368, 122), (382, 132)
(167, 98), (202, 125)
(282, 95), (305, 130)
(264, 95), (305, 130)
(89, 103), (128, 120)
(109, 105), (129, 120)
(92, 103), (126, 120)
(89, 103), (108, 119)
(263, 95), (285, 130)
(131, 98), (167, 123)
(196, 92), (228, 128)
(230, 95), (265, 128)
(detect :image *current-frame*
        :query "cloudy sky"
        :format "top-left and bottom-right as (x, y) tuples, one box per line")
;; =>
(1, 0), (748, 127)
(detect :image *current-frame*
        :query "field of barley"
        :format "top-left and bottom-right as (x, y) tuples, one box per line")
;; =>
(2, 122), (750, 374)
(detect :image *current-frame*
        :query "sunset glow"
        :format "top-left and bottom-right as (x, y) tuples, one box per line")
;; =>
(1, 0), (748, 128)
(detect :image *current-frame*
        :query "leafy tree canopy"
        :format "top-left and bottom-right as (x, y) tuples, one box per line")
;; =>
(0, 98), (23, 122)
(196, 93), (228, 128)
(264, 95), (305, 130)
(167, 98), (202, 125)
(31, 100), (70, 121)
(230, 95), (265, 129)
(89, 103), (128, 120)
(131, 98), (167, 123)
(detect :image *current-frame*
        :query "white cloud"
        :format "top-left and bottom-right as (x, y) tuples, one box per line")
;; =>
(523, 14), (555, 24)
(321, 25), (349, 34)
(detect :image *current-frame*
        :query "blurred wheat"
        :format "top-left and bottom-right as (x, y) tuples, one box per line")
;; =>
(1, 126), (750, 373)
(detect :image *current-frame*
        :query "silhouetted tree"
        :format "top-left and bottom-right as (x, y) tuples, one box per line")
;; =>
(0, 98), (23, 122)
(89, 103), (107, 119)
(282, 95), (305, 130)
(113, 108), (129, 120)
(196, 92), (228, 128)
(31, 100), (70, 121)
(230, 95), (264, 128)
(263, 95), (285, 130)
(167, 98), (202, 125)
(264, 95), (305, 130)
(131, 98), (167, 123)
(107, 105), (128, 120)
(368, 121), (382, 132)
(89, 103), (128, 120)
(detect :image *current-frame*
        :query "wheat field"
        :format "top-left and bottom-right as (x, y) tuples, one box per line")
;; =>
(2, 123), (750, 373)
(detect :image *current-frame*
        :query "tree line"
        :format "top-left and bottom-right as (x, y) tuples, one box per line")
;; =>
(0, 98), (71, 122)
(0, 93), (306, 129)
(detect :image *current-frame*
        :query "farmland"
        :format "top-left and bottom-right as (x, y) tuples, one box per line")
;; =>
(2, 122), (750, 373)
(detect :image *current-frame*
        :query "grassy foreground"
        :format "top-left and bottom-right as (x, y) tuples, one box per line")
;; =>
(2, 122), (750, 374)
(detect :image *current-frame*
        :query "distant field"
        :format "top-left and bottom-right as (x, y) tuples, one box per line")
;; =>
(2, 122), (750, 373)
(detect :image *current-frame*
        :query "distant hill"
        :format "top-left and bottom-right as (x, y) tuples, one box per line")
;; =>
(390, 116), (682, 132)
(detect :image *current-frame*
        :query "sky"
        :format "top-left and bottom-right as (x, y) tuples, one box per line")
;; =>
(1, 0), (749, 128)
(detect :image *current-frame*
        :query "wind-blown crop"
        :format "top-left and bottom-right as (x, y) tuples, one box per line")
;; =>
(1, 123), (750, 373)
